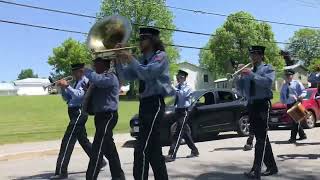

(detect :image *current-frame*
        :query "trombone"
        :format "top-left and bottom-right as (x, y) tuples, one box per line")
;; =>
(43, 76), (73, 90)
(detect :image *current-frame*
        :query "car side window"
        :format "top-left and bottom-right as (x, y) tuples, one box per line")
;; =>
(196, 92), (215, 106)
(217, 91), (234, 103)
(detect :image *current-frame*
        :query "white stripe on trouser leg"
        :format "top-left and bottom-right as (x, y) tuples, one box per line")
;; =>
(141, 99), (161, 180)
(172, 109), (188, 157)
(92, 113), (113, 179)
(259, 101), (270, 174)
(59, 109), (82, 174)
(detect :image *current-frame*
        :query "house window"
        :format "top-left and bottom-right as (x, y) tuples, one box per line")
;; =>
(204, 74), (208, 83)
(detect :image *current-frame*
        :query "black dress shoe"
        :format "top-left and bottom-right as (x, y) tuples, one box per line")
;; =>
(297, 135), (307, 140)
(50, 174), (68, 179)
(288, 139), (296, 143)
(244, 170), (260, 179)
(186, 151), (199, 158)
(243, 144), (253, 151)
(261, 168), (278, 176)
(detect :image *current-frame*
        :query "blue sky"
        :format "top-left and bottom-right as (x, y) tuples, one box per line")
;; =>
(0, 0), (320, 81)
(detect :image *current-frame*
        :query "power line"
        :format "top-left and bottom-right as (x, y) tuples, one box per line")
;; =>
(3, 0), (319, 30)
(0, 18), (210, 51)
(0, 0), (299, 46)
(0, 0), (320, 44)
(2, 18), (320, 60)
(1, 1), (320, 50)
(165, 5), (320, 29)
(0, 0), (213, 37)
(0, 19), (87, 35)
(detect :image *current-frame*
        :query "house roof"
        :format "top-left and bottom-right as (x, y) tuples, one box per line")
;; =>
(284, 61), (308, 71)
(14, 78), (50, 85)
(0, 83), (16, 90)
(178, 62), (208, 71)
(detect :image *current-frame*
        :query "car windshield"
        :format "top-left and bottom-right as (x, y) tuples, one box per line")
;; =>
(191, 91), (207, 104)
(165, 90), (207, 106)
(303, 90), (313, 100)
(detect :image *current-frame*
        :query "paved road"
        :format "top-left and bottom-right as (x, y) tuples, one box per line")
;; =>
(1, 127), (320, 180)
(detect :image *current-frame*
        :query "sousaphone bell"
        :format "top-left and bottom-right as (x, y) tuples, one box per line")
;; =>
(86, 15), (134, 58)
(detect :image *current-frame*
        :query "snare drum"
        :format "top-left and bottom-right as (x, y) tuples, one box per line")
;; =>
(286, 103), (307, 122)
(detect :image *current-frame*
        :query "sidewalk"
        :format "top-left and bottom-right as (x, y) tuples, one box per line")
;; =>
(0, 133), (133, 161)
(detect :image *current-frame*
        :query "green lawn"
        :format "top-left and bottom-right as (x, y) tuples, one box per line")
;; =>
(0, 95), (138, 144)
(272, 91), (280, 104)
(0, 91), (281, 145)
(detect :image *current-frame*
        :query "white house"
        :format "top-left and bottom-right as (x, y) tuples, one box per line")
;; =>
(0, 83), (17, 96)
(13, 78), (51, 96)
(177, 62), (215, 90)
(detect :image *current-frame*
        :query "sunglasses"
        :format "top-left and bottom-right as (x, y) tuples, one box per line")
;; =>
(138, 35), (152, 41)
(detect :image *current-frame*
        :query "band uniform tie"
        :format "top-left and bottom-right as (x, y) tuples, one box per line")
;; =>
(139, 59), (148, 94)
(249, 66), (257, 97)
(174, 84), (182, 106)
(286, 83), (291, 99)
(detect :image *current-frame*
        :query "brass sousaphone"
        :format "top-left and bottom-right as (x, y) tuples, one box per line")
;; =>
(86, 15), (133, 58)
(83, 15), (133, 115)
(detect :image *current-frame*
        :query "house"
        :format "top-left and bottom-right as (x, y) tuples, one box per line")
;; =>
(0, 83), (17, 96)
(13, 78), (51, 96)
(177, 62), (214, 90)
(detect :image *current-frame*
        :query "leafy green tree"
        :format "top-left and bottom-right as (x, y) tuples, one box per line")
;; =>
(99, 0), (179, 96)
(286, 28), (320, 68)
(17, 69), (38, 80)
(200, 11), (283, 78)
(309, 57), (320, 72)
(48, 38), (91, 77)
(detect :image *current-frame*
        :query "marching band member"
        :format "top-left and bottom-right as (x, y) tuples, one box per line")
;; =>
(84, 58), (125, 180)
(308, 69), (320, 88)
(280, 69), (307, 143)
(237, 46), (278, 179)
(51, 63), (106, 180)
(165, 70), (199, 162)
(115, 27), (173, 180)
(236, 64), (255, 151)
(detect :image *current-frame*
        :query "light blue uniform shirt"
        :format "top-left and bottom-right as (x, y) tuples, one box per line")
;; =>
(116, 50), (174, 98)
(175, 82), (192, 109)
(280, 80), (306, 105)
(308, 72), (320, 83)
(84, 69), (119, 112)
(236, 63), (275, 102)
(61, 76), (88, 108)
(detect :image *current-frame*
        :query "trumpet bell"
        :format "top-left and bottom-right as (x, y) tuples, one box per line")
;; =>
(87, 15), (132, 56)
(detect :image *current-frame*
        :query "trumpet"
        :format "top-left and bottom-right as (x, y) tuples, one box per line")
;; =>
(226, 63), (252, 80)
(43, 76), (73, 90)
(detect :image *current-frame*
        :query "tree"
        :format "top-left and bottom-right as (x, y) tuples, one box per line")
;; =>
(17, 69), (38, 80)
(48, 38), (91, 78)
(99, 0), (179, 96)
(286, 28), (320, 68)
(200, 11), (283, 78)
(309, 57), (320, 72)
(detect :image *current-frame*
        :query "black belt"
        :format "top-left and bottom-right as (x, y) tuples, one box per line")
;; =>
(175, 108), (188, 112)
(68, 106), (81, 110)
(140, 95), (163, 102)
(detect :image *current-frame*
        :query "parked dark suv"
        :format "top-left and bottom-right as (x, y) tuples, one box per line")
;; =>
(130, 88), (249, 144)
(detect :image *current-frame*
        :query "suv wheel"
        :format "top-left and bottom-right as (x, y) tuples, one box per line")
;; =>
(237, 115), (250, 136)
